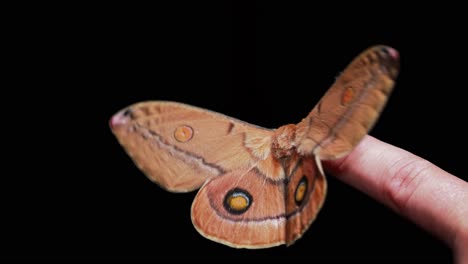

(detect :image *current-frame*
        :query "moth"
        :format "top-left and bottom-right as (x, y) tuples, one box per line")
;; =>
(110, 45), (399, 249)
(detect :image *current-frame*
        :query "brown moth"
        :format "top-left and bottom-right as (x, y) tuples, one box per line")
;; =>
(110, 45), (399, 249)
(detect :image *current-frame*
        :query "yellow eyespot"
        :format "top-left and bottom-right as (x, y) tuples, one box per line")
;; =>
(229, 196), (248, 210)
(341, 86), (355, 106)
(223, 188), (252, 215)
(174, 125), (193, 142)
(294, 176), (308, 206)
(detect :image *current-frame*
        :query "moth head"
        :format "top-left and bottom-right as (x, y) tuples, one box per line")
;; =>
(272, 124), (297, 159)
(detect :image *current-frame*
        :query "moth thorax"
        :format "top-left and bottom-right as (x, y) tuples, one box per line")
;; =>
(272, 124), (296, 159)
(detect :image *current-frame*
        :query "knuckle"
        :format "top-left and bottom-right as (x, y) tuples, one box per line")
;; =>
(383, 157), (432, 213)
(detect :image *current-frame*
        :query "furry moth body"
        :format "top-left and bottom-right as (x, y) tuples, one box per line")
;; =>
(110, 46), (399, 248)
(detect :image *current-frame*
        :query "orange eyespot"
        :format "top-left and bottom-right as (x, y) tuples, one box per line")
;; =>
(294, 177), (308, 206)
(223, 188), (252, 215)
(341, 86), (355, 105)
(229, 196), (248, 211)
(174, 125), (193, 142)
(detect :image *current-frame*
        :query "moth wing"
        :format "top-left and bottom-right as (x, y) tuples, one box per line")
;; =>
(285, 155), (327, 246)
(295, 45), (399, 159)
(191, 155), (326, 248)
(110, 101), (273, 192)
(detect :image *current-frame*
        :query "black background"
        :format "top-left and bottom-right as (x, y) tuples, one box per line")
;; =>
(4, 2), (466, 262)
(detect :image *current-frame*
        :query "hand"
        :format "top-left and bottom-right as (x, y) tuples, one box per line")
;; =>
(323, 136), (468, 263)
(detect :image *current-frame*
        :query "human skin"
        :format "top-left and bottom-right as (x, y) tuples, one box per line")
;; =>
(323, 136), (468, 263)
